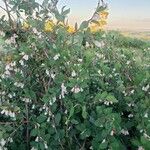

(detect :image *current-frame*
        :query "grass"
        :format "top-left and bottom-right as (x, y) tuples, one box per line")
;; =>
(93, 31), (150, 69)
(105, 31), (150, 49)
(121, 31), (150, 41)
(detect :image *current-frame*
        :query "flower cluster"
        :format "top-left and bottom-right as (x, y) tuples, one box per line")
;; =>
(1, 109), (16, 119)
(44, 20), (55, 32)
(90, 10), (109, 32)
(71, 86), (83, 94)
(22, 21), (30, 30)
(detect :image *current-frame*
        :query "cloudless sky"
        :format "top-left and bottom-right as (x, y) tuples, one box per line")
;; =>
(0, 0), (150, 31)
(57, 0), (150, 31)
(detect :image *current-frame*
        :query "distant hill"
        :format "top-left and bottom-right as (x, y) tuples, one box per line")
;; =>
(120, 31), (150, 41)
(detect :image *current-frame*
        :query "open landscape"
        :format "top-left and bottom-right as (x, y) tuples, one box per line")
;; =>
(121, 31), (150, 41)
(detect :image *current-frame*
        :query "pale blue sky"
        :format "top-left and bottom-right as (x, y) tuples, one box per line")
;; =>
(58, 0), (150, 19)
(0, 0), (150, 31)
(57, 0), (150, 31)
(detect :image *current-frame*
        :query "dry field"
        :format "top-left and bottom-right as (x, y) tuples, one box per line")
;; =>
(121, 31), (150, 41)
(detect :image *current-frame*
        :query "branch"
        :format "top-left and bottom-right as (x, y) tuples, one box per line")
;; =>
(3, 0), (13, 28)
(48, 107), (64, 149)
(0, 5), (7, 12)
(0, 5), (16, 22)
(88, 0), (101, 22)
(0, 120), (29, 125)
(52, 0), (59, 9)
(25, 103), (30, 150)
(101, 0), (104, 4)
(88, 0), (107, 23)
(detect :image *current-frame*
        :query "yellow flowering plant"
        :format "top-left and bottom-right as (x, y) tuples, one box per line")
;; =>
(44, 20), (55, 32)
(99, 10), (109, 20)
(22, 21), (30, 30)
(67, 25), (76, 33)
(88, 0), (109, 32)
(89, 9), (109, 32)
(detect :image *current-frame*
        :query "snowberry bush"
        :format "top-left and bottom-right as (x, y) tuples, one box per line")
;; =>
(0, 0), (150, 150)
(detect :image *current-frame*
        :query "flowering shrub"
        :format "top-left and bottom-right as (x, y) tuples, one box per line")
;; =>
(0, 0), (150, 150)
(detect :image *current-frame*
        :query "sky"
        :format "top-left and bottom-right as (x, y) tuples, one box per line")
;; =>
(57, 0), (150, 31)
(0, 0), (150, 31)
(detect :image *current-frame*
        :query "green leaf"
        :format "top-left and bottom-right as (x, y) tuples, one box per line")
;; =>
(110, 139), (125, 150)
(30, 128), (38, 137)
(62, 8), (70, 16)
(95, 119), (104, 127)
(131, 139), (141, 147)
(100, 92), (108, 99)
(99, 141), (108, 149)
(82, 106), (88, 119)
(106, 94), (118, 103)
(141, 136), (150, 149)
(42, 0), (49, 7)
(97, 6), (107, 12)
(71, 119), (79, 124)
(68, 105), (74, 118)
(0, 131), (3, 139)
(37, 114), (47, 123)
(39, 142), (45, 150)
(42, 93), (49, 103)
(80, 129), (91, 139)
(54, 11), (64, 22)
(61, 5), (66, 13)
(65, 104), (75, 125)
(55, 113), (61, 125)
(96, 106), (103, 114)
(79, 21), (89, 30)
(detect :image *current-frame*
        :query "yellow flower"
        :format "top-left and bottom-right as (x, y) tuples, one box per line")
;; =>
(89, 23), (101, 33)
(89, 21), (104, 33)
(89, 10), (108, 33)
(98, 20), (107, 26)
(99, 11), (109, 20)
(89, 11), (108, 33)
(44, 20), (55, 32)
(67, 25), (75, 33)
(22, 21), (30, 30)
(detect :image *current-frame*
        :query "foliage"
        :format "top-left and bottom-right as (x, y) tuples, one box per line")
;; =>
(104, 31), (150, 49)
(0, 0), (150, 150)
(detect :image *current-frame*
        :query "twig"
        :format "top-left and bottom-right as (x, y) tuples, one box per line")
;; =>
(0, 5), (7, 13)
(80, 139), (86, 150)
(3, 0), (13, 28)
(0, 122), (16, 125)
(25, 103), (30, 150)
(88, 0), (107, 23)
(0, 5), (16, 21)
(74, 135), (82, 148)
(101, 0), (104, 4)
(9, 124), (23, 137)
(48, 107), (64, 149)
(0, 120), (30, 125)
(52, 0), (59, 10)
(88, 0), (101, 22)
